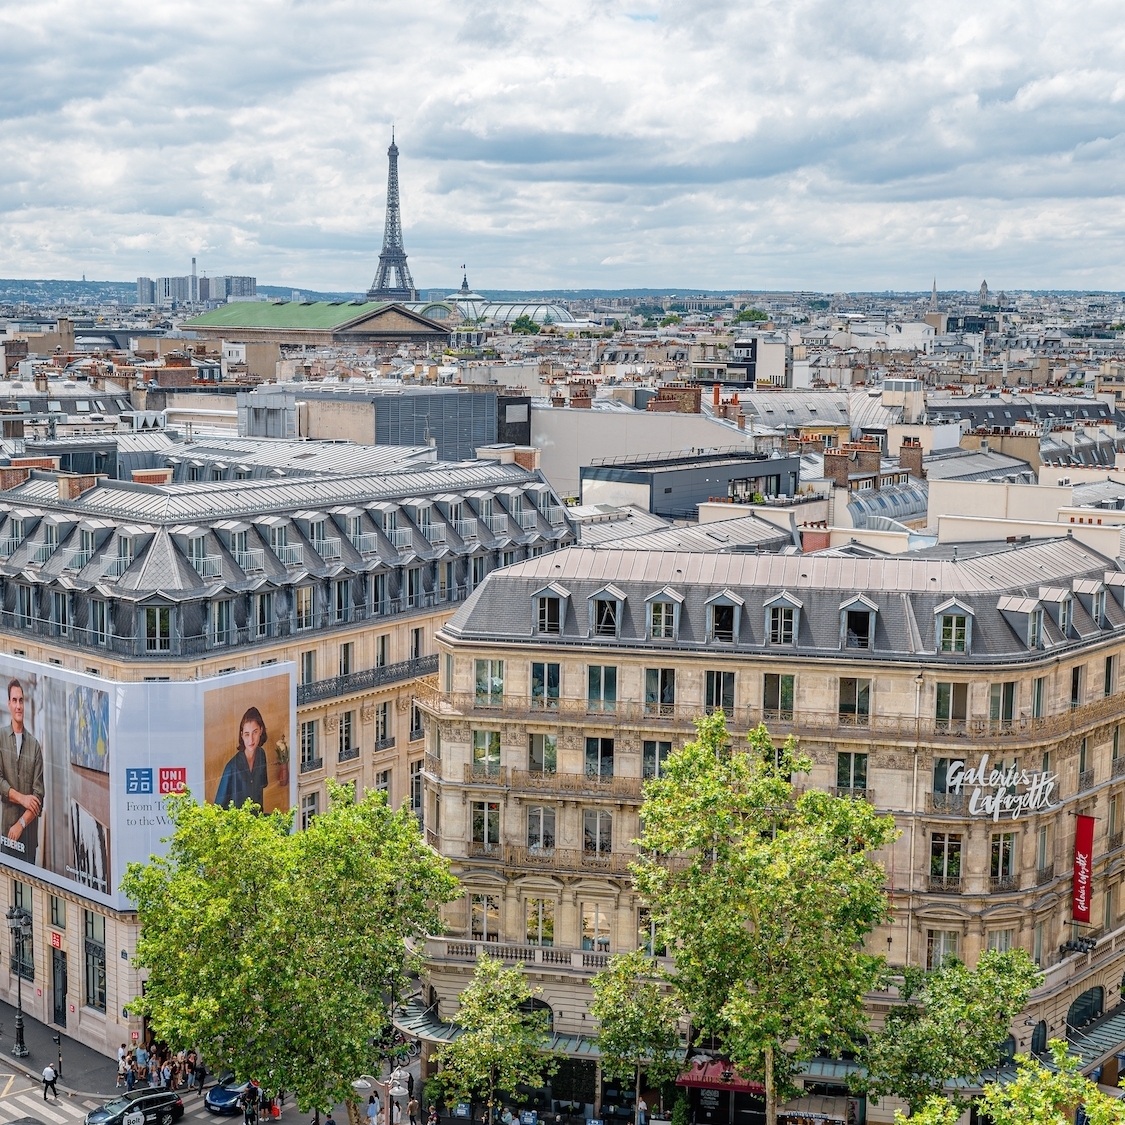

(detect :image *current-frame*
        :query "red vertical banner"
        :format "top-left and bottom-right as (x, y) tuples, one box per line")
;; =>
(1073, 814), (1095, 922)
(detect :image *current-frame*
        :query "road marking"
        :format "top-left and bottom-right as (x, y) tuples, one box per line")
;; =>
(15, 1094), (70, 1124)
(48, 1100), (88, 1120)
(83, 1103), (101, 1110)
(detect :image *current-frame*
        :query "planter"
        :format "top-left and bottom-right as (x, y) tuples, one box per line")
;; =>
(277, 763), (290, 787)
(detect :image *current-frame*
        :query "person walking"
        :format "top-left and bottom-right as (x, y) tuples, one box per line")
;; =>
(408, 1097), (419, 1125)
(637, 1098), (647, 1125)
(196, 1061), (208, 1097)
(42, 1064), (58, 1101)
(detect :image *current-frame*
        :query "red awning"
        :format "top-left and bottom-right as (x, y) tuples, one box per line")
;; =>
(675, 1060), (765, 1095)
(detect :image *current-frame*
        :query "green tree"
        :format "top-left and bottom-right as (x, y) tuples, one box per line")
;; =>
(860, 949), (1040, 1115)
(434, 953), (557, 1123)
(632, 714), (898, 1125)
(905, 1041), (1125, 1125)
(121, 782), (458, 1113)
(659, 314), (682, 327)
(591, 951), (683, 1124)
(733, 309), (768, 323)
(510, 315), (540, 334)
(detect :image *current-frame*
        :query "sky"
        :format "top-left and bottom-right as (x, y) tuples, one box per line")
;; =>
(2, 0), (1125, 293)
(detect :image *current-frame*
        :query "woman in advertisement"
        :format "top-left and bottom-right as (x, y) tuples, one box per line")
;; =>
(214, 707), (269, 811)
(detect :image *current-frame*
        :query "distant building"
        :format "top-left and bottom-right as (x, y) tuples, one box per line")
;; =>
(136, 277), (155, 305)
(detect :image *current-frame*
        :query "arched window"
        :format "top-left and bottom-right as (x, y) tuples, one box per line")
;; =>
(997, 1035), (1016, 1065)
(519, 997), (554, 1032)
(1030, 1020), (1048, 1055)
(1067, 986), (1105, 1033)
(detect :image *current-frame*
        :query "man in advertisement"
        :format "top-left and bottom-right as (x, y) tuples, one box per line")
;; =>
(0, 679), (44, 864)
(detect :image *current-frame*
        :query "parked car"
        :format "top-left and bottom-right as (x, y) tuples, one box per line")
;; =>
(205, 1074), (252, 1116)
(85, 1091), (185, 1125)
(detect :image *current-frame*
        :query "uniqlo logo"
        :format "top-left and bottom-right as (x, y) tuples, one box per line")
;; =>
(158, 767), (187, 795)
(125, 768), (153, 794)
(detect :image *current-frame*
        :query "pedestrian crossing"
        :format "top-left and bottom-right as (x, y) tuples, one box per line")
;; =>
(0, 1090), (89, 1124)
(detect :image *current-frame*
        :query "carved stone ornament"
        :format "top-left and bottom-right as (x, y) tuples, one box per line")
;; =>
(324, 714), (340, 733)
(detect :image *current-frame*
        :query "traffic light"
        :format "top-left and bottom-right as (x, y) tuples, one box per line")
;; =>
(52, 1034), (60, 1046)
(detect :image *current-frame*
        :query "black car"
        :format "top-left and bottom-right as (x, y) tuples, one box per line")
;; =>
(84, 1090), (185, 1125)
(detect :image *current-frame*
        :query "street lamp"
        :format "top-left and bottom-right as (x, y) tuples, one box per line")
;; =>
(6, 907), (32, 1057)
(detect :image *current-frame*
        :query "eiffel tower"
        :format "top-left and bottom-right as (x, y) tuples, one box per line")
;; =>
(367, 132), (418, 301)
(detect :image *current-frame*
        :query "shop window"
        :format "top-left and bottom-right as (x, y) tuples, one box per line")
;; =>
(764, 673), (794, 719)
(470, 894), (499, 941)
(529, 733), (557, 774)
(526, 899), (554, 947)
(83, 910), (105, 1011)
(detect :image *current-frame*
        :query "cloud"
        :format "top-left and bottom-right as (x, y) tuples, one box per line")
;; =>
(1, 0), (1125, 290)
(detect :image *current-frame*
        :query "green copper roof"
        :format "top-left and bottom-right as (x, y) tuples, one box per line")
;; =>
(184, 300), (390, 331)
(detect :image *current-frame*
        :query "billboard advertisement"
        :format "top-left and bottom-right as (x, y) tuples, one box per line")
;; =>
(0, 656), (296, 910)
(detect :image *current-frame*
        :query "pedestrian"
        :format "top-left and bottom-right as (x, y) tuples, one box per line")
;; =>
(393, 1103), (402, 1125)
(197, 1061), (208, 1097)
(326, 1114), (336, 1125)
(126, 1062), (137, 1092)
(367, 1096), (380, 1125)
(427, 1107), (439, 1125)
(407, 1073), (414, 1099)
(408, 1098), (419, 1125)
(42, 1064), (58, 1101)
(637, 1098), (647, 1125)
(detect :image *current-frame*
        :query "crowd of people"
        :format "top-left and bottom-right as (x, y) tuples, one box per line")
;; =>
(116, 1043), (208, 1094)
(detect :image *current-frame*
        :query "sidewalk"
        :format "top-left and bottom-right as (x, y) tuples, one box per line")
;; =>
(0, 999), (120, 1098)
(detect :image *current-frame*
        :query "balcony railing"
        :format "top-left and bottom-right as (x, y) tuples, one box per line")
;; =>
(542, 506), (566, 526)
(233, 548), (264, 572)
(1037, 863), (1055, 885)
(424, 752), (441, 777)
(338, 745), (360, 763)
(469, 841), (501, 858)
(274, 543), (303, 566)
(927, 875), (962, 893)
(1115, 757), (1125, 779)
(1080, 768), (1096, 791)
(453, 519), (478, 540)
(313, 537), (342, 560)
(191, 555), (223, 578)
(424, 937), (638, 972)
(66, 549), (92, 571)
(349, 532), (380, 555)
(505, 844), (634, 875)
(375, 736), (396, 752)
(0, 538), (21, 558)
(299, 757), (324, 774)
(508, 768), (643, 800)
(1111, 833), (1123, 853)
(518, 510), (538, 531)
(832, 786), (874, 802)
(990, 874), (1019, 893)
(103, 554), (133, 578)
(415, 687), (693, 727)
(31, 543), (55, 565)
(296, 654), (438, 706)
(483, 514), (508, 535)
(422, 524), (446, 544)
(387, 528), (412, 549)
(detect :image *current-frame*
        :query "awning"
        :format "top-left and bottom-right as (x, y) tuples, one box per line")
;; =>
(778, 1095), (848, 1123)
(675, 1061), (764, 1095)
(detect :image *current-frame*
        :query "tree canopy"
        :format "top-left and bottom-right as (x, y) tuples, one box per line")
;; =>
(433, 953), (557, 1116)
(905, 1041), (1125, 1125)
(632, 714), (898, 1125)
(591, 950), (683, 1122)
(733, 308), (768, 323)
(510, 315), (540, 334)
(859, 948), (1040, 1115)
(121, 782), (458, 1112)
(659, 314), (683, 327)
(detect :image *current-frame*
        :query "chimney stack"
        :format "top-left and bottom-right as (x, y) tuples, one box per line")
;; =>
(898, 436), (925, 479)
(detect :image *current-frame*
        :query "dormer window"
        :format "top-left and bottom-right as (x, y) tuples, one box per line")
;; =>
(594, 599), (618, 637)
(346, 515), (362, 539)
(1095, 590), (1107, 627)
(651, 601), (675, 638)
(840, 595), (878, 651)
(706, 590), (743, 644)
(538, 596), (560, 634)
(1060, 598), (1072, 636)
(9, 519), (23, 544)
(1029, 609), (1043, 649)
(309, 520), (326, 544)
(187, 535), (205, 563)
(940, 614), (967, 653)
(770, 606), (793, 645)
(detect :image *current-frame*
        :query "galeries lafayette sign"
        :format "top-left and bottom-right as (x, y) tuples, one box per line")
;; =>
(947, 755), (1059, 821)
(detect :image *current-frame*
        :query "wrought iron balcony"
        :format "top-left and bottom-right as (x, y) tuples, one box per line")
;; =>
(927, 875), (962, 893)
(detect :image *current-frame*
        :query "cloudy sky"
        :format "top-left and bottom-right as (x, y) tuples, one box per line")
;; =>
(1, 0), (1124, 292)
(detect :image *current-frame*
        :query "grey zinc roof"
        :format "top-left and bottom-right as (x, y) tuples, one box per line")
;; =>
(441, 538), (1121, 660)
(3, 462), (546, 523)
(590, 514), (793, 553)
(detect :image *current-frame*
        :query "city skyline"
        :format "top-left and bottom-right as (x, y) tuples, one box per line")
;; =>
(1, 0), (1124, 292)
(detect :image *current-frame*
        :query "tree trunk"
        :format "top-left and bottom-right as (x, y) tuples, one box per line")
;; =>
(635, 1067), (641, 1125)
(764, 1046), (775, 1125)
